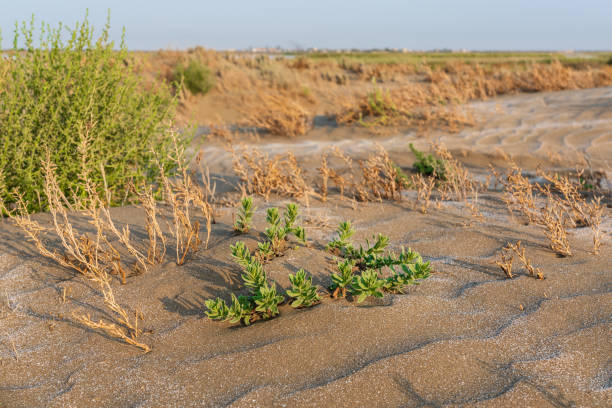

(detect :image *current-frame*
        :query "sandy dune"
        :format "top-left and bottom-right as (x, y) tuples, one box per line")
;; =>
(1, 87), (611, 407)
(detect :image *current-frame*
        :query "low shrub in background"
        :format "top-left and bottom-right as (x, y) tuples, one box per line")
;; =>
(173, 58), (215, 95)
(0, 14), (182, 213)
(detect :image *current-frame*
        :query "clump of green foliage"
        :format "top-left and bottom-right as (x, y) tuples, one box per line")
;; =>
(205, 241), (284, 325)
(330, 259), (355, 298)
(286, 269), (321, 308)
(234, 196), (255, 233)
(409, 143), (446, 179)
(261, 203), (306, 258)
(328, 221), (431, 302)
(0, 14), (181, 213)
(351, 269), (386, 303)
(205, 202), (315, 325)
(358, 80), (401, 127)
(173, 58), (214, 95)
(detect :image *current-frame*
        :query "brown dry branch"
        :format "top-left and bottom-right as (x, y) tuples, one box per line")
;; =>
(432, 142), (480, 203)
(134, 183), (167, 264)
(497, 164), (540, 224)
(156, 133), (215, 264)
(73, 280), (150, 353)
(508, 241), (544, 279)
(231, 145), (314, 202)
(412, 174), (435, 214)
(542, 199), (572, 257)
(496, 243), (514, 279)
(242, 91), (312, 137)
(358, 146), (403, 201)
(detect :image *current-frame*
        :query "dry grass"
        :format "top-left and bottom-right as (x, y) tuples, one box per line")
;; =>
(508, 241), (544, 279)
(73, 280), (150, 353)
(242, 91), (312, 137)
(431, 142), (480, 202)
(358, 145), (404, 201)
(496, 243), (515, 279)
(496, 241), (543, 279)
(230, 145), (314, 201)
(412, 174), (435, 214)
(136, 49), (612, 136)
(497, 163), (604, 256)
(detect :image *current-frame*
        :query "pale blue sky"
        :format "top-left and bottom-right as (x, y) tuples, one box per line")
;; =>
(1, 0), (611, 50)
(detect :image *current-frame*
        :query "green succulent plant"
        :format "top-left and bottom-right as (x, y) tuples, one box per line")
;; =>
(242, 261), (267, 292)
(253, 282), (284, 319)
(234, 196), (255, 233)
(256, 241), (274, 262)
(204, 297), (229, 320)
(287, 269), (320, 308)
(227, 294), (254, 325)
(284, 203), (299, 230)
(230, 241), (253, 268)
(350, 269), (385, 303)
(263, 203), (307, 255)
(331, 259), (356, 298)
(292, 226), (307, 244)
(327, 221), (355, 251)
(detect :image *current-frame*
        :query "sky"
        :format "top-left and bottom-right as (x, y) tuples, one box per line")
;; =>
(1, 0), (611, 51)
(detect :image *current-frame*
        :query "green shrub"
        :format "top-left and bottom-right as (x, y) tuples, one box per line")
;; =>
(0, 15), (181, 213)
(409, 143), (446, 179)
(173, 59), (214, 95)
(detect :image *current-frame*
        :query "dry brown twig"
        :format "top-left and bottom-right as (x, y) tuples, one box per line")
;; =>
(73, 280), (150, 353)
(230, 145), (315, 202)
(508, 241), (544, 279)
(412, 174), (435, 214)
(496, 243), (514, 279)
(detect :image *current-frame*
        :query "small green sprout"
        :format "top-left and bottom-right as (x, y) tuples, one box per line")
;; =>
(327, 221), (355, 251)
(234, 196), (255, 233)
(242, 261), (267, 291)
(331, 259), (355, 298)
(287, 269), (320, 308)
(292, 226), (307, 244)
(230, 241), (252, 267)
(350, 269), (385, 303)
(256, 241), (274, 262)
(264, 203), (307, 256)
(284, 203), (299, 230)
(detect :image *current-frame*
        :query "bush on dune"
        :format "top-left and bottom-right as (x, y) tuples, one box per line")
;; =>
(0, 14), (184, 213)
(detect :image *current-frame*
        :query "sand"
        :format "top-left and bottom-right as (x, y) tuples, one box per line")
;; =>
(0, 87), (611, 407)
